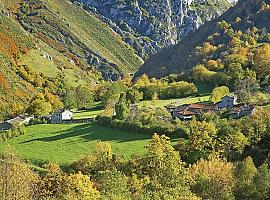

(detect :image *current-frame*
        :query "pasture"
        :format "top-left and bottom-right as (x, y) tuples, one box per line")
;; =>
(0, 95), (211, 166)
(0, 123), (151, 165)
(139, 95), (210, 108)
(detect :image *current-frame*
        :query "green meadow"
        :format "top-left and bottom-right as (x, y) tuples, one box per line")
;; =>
(0, 123), (151, 166)
(0, 96), (211, 166)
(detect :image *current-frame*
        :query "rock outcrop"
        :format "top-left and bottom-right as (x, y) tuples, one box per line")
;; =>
(77, 0), (234, 58)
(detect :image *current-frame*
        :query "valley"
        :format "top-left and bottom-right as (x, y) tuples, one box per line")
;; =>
(1, 0), (270, 199)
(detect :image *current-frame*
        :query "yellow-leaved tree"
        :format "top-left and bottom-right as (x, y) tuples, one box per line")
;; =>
(0, 147), (38, 200)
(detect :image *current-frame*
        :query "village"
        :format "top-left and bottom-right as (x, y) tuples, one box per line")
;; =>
(0, 94), (258, 132)
(165, 95), (257, 120)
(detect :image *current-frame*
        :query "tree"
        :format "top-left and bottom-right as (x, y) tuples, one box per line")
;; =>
(115, 93), (130, 120)
(102, 82), (128, 106)
(62, 172), (100, 200)
(235, 17), (242, 23)
(253, 44), (270, 80)
(234, 156), (258, 200)
(205, 60), (224, 71)
(251, 164), (270, 200)
(224, 52), (248, 67)
(217, 122), (249, 160)
(74, 85), (94, 109)
(201, 42), (217, 55)
(39, 163), (64, 198)
(126, 88), (143, 104)
(241, 108), (270, 145)
(44, 90), (63, 110)
(189, 156), (235, 200)
(96, 168), (131, 200)
(217, 20), (231, 31)
(94, 141), (113, 169)
(27, 94), (52, 117)
(210, 86), (230, 103)
(180, 120), (218, 163)
(230, 37), (242, 48)
(0, 148), (38, 200)
(134, 74), (151, 87)
(140, 134), (199, 199)
(192, 64), (214, 83)
(64, 89), (76, 109)
(235, 73), (258, 104)
(226, 63), (245, 84)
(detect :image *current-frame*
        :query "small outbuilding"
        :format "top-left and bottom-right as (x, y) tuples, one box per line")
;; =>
(0, 114), (34, 131)
(0, 122), (13, 131)
(51, 110), (73, 124)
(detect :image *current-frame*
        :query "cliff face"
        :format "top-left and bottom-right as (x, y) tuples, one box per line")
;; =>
(77, 0), (233, 58)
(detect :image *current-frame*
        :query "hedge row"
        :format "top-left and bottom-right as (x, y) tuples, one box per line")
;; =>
(96, 116), (188, 138)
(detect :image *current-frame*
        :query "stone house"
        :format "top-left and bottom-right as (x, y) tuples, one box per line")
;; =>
(216, 96), (237, 109)
(0, 122), (12, 131)
(51, 110), (73, 124)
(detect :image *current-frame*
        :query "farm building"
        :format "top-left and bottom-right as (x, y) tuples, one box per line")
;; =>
(230, 105), (257, 118)
(170, 103), (218, 120)
(216, 95), (237, 109)
(165, 95), (255, 120)
(51, 110), (73, 124)
(0, 114), (34, 131)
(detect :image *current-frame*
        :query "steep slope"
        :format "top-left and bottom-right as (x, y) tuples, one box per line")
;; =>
(76, 0), (234, 59)
(18, 0), (143, 78)
(0, 0), (142, 120)
(137, 0), (270, 77)
(0, 12), (39, 120)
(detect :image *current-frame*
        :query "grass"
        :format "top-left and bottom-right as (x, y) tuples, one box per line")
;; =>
(73, 110), (104, 119)
(139, 95), (210, 108)
(0, 123), (151, 165)
(20, 49), (59, 77)
(43, 0), (143, 73)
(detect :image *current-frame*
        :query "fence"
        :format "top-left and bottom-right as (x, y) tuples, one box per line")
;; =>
(52, 118), (94, 124)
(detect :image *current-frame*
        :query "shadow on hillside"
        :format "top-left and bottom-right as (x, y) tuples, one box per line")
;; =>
(22, 123), (151, 144)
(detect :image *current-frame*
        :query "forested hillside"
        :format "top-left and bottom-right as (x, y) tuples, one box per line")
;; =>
(138, 0), (270, 78)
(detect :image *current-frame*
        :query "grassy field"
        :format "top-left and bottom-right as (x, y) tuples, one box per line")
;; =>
(0, 123), (151, 165)
(73, 110), (104, 119)
(139, 95), (210, 108)
(0, 96), (211, 166)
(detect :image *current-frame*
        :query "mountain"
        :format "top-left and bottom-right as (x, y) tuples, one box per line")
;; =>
(75, 0), (234, 59)
(137, 0), (270, 77)
(0, 0), (235, 119)
(0, 0), (142, 119)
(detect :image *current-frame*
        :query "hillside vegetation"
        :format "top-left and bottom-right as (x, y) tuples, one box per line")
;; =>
(138, 0), (270, 77)
(0, 0), (142, 120)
